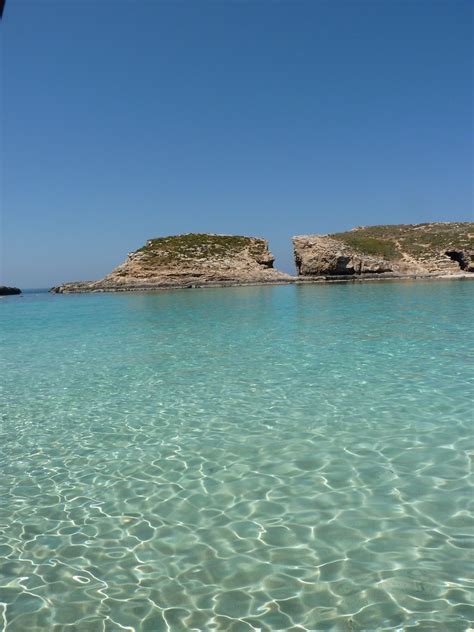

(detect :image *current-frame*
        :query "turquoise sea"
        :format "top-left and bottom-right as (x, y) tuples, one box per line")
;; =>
(1, 281), (473, 631)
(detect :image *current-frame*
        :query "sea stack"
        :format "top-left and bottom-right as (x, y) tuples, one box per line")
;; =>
(51, 233), (292, 293)
(293, 222), (474, 278)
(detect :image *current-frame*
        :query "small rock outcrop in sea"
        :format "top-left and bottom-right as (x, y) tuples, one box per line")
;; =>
(51, 233), (292, 293)
(293, 222), (474, 278)
(0, 286), (21, 295)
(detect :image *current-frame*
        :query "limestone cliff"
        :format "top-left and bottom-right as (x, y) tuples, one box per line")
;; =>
(52, 233), (291, 293)
(293, 223), (474, 278)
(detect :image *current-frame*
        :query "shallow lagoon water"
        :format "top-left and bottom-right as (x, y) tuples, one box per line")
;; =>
(1, 281), (473, 631)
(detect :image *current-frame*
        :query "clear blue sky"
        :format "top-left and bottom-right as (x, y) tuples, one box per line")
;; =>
(2, 0), (472, 287)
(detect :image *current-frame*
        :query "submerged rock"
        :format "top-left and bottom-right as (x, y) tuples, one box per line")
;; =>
(0, 286), (21, 295)
(51, 233), (292, 293)
(293, 223), (474, 278)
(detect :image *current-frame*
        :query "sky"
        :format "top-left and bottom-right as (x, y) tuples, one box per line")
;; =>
(1, 0), (472, 287)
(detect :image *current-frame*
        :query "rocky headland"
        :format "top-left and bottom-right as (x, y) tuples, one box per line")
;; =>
(0, 286), (21, 296)
(51, 234), (292, 293)
(293, 222), (474, 279)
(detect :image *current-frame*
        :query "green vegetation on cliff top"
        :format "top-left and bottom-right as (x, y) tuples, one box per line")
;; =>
(135, 233), (267, 264)
(330, 223), (474, 260)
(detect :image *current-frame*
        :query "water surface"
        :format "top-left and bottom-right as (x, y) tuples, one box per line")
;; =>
(1, 281), (473, 631)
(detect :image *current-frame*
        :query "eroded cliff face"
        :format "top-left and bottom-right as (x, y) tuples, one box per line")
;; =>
(293, 223), (474, 277)
(52, 234), (291, 293)
(293, 236), (398, 276)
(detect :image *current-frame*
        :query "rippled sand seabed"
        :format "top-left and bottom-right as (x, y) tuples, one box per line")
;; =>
(1, 282), (473, 631)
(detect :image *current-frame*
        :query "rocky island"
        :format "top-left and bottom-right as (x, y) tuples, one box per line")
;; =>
(293, 222), (474, 279)
(51, 224), (474, 293)
(51, 233), (292, 293)
(0, 286), (21, 296)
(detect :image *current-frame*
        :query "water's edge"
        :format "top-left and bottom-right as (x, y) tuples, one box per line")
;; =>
(50, 272), (474, 293)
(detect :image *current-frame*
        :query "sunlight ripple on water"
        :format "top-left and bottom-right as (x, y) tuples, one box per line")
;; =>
(1, 281), (473, 631)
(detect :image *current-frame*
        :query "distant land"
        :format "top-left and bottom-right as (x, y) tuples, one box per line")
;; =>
(51, 222), (474, 293)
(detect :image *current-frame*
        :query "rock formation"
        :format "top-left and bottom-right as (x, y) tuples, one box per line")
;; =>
(293, 223), (474, 278)
(0, 286), (21, 295)
(293, 235), (397, 276)
(51, 224), (474, 293)
(52, 233), (292, 293)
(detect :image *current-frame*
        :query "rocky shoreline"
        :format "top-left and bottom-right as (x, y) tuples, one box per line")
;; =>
(51, 224), (474, 293)
(51, 272), (473, 294)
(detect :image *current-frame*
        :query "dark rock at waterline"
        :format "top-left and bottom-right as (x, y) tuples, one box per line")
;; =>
(0, 286), (21, 295)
